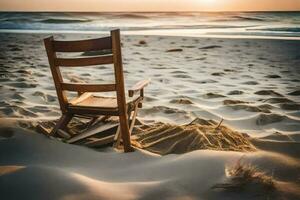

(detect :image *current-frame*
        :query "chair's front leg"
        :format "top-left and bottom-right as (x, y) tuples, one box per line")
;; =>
(113, 108), (132, 149)
(50, 113), (73, 137)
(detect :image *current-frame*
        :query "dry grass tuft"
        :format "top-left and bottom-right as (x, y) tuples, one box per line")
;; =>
(213, 159), (275, 195)
(132, 118), (256, 155)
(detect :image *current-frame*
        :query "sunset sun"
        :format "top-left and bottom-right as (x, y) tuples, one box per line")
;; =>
(202, 0), (216, 4)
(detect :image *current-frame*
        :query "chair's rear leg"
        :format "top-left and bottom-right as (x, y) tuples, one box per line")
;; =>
(51, 114), (73, 137)
(129, 105), (138, 134)
(119, 113), (134, 152)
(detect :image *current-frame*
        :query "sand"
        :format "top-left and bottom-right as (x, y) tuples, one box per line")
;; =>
(1, 125), (300, 200)
(0, 32), (300, 199)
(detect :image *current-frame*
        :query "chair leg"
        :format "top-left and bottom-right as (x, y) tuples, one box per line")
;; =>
(114, 105), (139, 149)
(119, 113), (134, 152)
(129, 105), (138, 133)
(113, 125), (121, 148)
(114, 106), (134, 149)
(50, 114), (73, 137)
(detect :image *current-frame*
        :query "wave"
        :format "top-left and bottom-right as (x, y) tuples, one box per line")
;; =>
(233, 16), (265, 21)
(0, 17), (35, 23)
(151, 24), (253, 30)
(39, 18), (92, 24)
(213, 15), (265, 22)
(1, 12), (300, 38)
(115, 13), (150, 19)
(250, 27), (300, 33)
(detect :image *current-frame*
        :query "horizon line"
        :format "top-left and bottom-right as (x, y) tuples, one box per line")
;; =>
(0, 10), (300, 13)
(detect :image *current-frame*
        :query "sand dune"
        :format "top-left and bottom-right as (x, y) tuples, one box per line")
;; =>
(0, 126), (299, 200)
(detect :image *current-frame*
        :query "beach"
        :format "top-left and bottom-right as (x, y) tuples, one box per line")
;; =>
(1, 32), (300, 199)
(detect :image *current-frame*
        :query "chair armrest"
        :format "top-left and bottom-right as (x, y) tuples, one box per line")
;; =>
(128, 79), (150, 97)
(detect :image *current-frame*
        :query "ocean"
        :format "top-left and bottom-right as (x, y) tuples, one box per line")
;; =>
(0, 11), (300, 39)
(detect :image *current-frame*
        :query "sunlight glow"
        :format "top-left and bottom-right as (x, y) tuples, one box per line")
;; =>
(202, 0), (217, 4)
(0, 0), (299, 11)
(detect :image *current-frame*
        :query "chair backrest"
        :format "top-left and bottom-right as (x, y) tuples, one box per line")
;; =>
(44, 29), (127, 115)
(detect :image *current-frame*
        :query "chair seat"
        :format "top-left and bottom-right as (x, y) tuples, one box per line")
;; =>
(68, 93), (141, 112)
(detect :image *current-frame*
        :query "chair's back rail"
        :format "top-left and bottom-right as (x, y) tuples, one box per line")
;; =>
(61, 83), (116, 93)
(55, 55), (113, 67)
(44, 29), (127, 114)
(53, 37), (112, 52)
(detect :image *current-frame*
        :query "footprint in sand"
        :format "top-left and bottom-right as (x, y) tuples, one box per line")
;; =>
(265, 74), (281, 79)
(288, 90), (300, 96)
(204, 93), (226, 99)
(254, 90), (283, 97)
(199, 45), (222, 50)
(223, 100), (249, 105)
(263, 97), (294, 104)
(227, 90), (244, 95)
(279, 103), (300, 111)
(211, 72), (225, 76)
(256, 113), (285, 126)
(173, 74), (192, 79)
(242, 81), (259, 85)
(170, 98), (193, 105)
(7, 82), (37, 88)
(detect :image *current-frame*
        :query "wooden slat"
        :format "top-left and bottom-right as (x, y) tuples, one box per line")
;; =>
(55, 55), (113, 67)
(67, 122), (119, 144)
(68, 107), (119, 116)
(61, 83), (116, 92)
(85, 135), (115, 147)
(69, 93), (93, 105)
(36, 124), (51, 136)
(53, 37), (112, 52)
(57, 129), (71, 139)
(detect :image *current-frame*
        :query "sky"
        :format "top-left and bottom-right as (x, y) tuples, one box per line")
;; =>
(0, 0), (300, 12)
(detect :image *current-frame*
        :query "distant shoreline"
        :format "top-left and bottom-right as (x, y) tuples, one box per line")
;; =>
(1, 29), (300, 41)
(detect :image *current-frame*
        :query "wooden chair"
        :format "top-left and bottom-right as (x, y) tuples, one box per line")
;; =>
(43, 29), (149, 152)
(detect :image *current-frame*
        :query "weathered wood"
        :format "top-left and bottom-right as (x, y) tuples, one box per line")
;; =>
(44, 36), (68, 113)
(43, 29), (148, 152)
(129, 105), (138, 134)
(85, 135), (115, 147)
(113, 126), (121, 148)
(69, 93), (93, 105)
(61, 83), (116, 92)
(68, 107), (119, 116)
(53, 37), (112, 52)
(112, 29), (134, 153)
(50, 114), (73, 137)
(36, 124), (51, 136)
(67, 122), (119, 144)
(113, 105), (131, 148)
(57, 129), (71, 139)
(55, 55), (113, 67)
(128, 79), (151, 97)
(70, 96), (118, 109)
